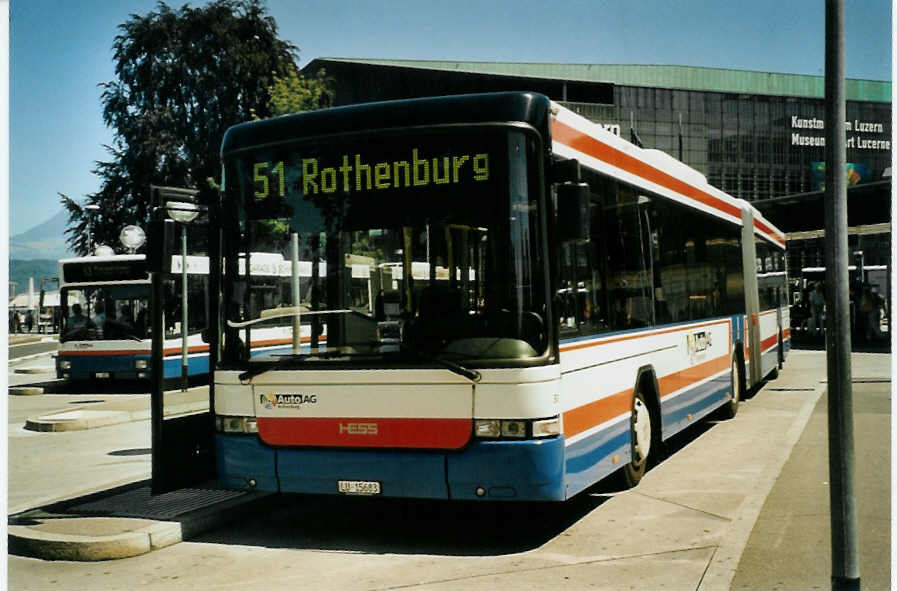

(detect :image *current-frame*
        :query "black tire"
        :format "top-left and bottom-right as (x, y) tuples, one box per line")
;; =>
(716, 357), (742, 420)
(778, 331), (785, 369)
(619, 389), (654, 488)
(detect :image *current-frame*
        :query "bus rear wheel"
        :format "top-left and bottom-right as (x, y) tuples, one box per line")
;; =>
(716, 357), (741, 420)
(620, 390), (653, 488)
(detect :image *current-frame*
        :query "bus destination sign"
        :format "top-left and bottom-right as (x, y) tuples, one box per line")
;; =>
(252, 147), (491, 201)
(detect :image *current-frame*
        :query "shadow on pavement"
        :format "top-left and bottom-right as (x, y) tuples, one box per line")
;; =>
(193, 417), (727, 556)
(193, 490), (611, 556)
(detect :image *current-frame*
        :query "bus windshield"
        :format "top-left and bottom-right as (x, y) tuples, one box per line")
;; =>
(221, 127), (548, 367)
(60, 284), (149, 342)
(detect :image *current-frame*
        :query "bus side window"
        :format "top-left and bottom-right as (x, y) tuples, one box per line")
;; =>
(557, 183), (607, 337)
(604, 186), (653, 330)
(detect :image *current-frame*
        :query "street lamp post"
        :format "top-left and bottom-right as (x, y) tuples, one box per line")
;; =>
(149, 185), (206, 494)
(166, 200), (200, 392)
(85, 203), (101, 255)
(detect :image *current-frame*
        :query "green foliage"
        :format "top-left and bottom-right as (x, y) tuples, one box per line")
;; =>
(266, 69), (334, 117)
(65, 0), (297, 255)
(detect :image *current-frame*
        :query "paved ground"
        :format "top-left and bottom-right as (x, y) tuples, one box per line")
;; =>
(6, 349), (891, 590)
(732, 354), (891, 590)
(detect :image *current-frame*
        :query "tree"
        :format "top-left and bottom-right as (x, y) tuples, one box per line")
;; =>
(64, 0), (297, 255)
(266, 68), (334, 117)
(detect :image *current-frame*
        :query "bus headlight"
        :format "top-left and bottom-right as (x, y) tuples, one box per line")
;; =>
(532, 416), (562, 438)
(474, 416), (561, 440)
(474, 419), (501, 438)
(215, 415), (258, 434)
(500, 420), (527, 438)
(59, 360), (71, 370)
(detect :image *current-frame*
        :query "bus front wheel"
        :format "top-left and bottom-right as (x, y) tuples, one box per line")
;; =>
(620, 390), (653, 488)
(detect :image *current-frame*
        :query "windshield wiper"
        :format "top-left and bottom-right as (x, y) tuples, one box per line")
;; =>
(226, 307), (360, 329)
(238, 349), (360, 381)
(237, 346), (481, 383)
(399, 342), (481, 383)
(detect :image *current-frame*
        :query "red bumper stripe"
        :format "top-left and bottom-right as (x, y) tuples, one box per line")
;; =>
(257, 417), (472, 449)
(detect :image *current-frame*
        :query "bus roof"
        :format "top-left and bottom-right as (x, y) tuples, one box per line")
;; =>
(549, 100), (786, 248)
(222, 91), (552, 157)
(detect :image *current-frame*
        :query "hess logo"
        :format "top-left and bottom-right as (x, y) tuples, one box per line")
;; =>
(339, 422), (378, 435)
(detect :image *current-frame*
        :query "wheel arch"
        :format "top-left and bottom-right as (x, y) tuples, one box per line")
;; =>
(633, 364), (662, 440)
(732, 340), (748, 397)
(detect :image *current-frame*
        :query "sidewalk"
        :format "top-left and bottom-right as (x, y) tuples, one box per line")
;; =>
(731, 354), (891, 590)
(7, 350), (892, 587)
(9, 333), (56, 346)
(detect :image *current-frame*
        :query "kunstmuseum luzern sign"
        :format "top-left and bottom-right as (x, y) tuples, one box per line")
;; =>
(791, 115), (890, 150)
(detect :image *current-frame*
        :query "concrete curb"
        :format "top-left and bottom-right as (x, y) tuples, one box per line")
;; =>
(23, 401), (209, 432)
(8, 518), (181, 561)
(25, 410), (134, 432)
(9, 386), (44, 396)
(8, 486), (274, 562)
(14, 366), (54, 374)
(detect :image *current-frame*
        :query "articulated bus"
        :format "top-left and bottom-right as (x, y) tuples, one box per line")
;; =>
(207, 92), (788, 501)
(56, 254), (210, 381)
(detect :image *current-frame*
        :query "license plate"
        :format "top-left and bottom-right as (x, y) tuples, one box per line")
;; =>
(95, 372), (110, 378)
(337, 480), (381, 495)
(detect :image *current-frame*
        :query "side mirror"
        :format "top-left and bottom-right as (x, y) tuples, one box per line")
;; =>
(557, 182), (590, 243)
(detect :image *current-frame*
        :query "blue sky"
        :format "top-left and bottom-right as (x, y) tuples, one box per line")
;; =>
(9, 0), (893, 234)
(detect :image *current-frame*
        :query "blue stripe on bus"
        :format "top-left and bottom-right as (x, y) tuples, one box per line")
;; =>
(277, 447), (449, 499)
(447, 438), (565, 501)
(215, 434), (278, 491)
(660, 371), (730, 439)
(563, 419), (631, 498)
(65, 352), (209, 380)
(215, 434), (567, 501)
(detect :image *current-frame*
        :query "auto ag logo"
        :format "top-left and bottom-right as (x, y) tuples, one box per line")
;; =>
(339, 422), (378, 435)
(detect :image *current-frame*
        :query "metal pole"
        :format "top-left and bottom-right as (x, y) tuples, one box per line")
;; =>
(87, 214), (93, 256)
(291, 232), (301, 354)
(150, 249), (165, 494)
(181, 226), (189, 391)
(824, 1), (860, 589)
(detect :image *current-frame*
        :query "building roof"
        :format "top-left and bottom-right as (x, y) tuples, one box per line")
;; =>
(310, 58), (892, 102)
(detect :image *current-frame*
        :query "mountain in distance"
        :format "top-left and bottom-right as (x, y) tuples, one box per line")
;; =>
(10, 209), (76, 261)
(9, 259), (60, 297)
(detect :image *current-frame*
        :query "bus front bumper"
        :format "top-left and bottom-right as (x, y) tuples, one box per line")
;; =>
(215, 434), (566, 501)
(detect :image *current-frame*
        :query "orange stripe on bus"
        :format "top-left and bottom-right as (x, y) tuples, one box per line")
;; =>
(562, 353), (729, 440)
(563, 389), (632, 439)
(551, 119), (742, 220)
(551, 118), (786, 248)
(559, 319), (729, 353)
(657, 354), (729, 395)
(761, 334), (779, 350)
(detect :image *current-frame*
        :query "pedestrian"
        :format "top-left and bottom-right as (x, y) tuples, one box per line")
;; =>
(860, 285), (883, 342)
(808, 282), (824, 335)
(25, 309), (34, 333)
